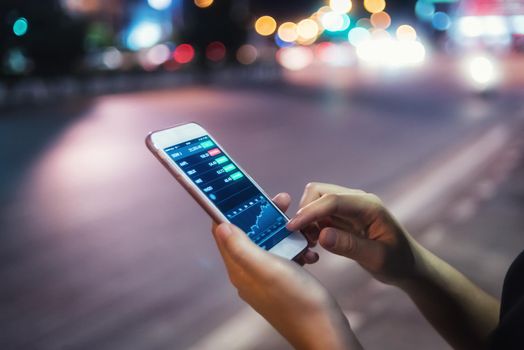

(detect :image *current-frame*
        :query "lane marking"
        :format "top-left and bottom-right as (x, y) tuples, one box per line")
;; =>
(188, 124), (511, 350)
(187, 308), (268, 350)
(390, 125), (509, 223)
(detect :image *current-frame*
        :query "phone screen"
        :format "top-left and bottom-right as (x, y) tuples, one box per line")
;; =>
(164, 135), (293, 250)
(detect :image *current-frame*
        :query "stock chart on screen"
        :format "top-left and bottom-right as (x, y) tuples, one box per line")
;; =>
(164, 136), (291, 250)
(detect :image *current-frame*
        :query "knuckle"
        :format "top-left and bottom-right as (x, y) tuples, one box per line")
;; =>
(365, 193), (384, 209)
(366, 192), (382, 203)
(347, 234), (358, 254)
(323, 193), (339, 208)
(322, 192), (336, 201)
(305, 182), (318, 191)
(348, 187), (366, 194)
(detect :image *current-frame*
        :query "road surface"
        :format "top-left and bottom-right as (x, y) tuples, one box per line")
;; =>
(1, 71), (524, 349)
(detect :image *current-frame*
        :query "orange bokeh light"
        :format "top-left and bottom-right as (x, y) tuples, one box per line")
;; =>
(370, 11), (391, 29)
(255, 16), (277, 36)
(364, 0), (386, 14)
(194, 0), (213, 8)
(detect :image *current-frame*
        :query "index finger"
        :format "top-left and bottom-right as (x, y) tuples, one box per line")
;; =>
(287, 193), (376, 231)
(298, 182), (324, 210)
(298, 183), (353, 244)
(298, 182), (352, 209)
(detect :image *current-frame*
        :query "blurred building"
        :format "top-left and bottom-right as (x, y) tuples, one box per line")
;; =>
(450, 0), (524, 52)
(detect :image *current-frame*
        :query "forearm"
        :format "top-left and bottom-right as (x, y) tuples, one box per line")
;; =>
(265, 299), (363, 350)
(399, 240), (500, 349)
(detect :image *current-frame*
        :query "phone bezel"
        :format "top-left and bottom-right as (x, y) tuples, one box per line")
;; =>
(146, 122), (308, 260)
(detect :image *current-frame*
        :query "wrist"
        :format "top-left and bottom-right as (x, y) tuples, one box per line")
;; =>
(299, 299), (362, 350)
(391, 237), (434, 291)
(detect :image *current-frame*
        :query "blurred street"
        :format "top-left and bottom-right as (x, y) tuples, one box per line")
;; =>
(1, 68), (524, 349)
(3, 0), (524, 349)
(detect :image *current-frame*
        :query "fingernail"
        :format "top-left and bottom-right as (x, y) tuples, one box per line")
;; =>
(323, 229), (337, 248)
(277, 192), (289, 200)
(287, 217), (298, 228)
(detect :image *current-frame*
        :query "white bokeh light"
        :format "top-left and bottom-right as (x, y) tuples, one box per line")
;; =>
(148, 0), (172, 10)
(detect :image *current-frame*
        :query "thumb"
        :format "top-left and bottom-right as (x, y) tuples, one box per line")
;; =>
(213, 223), (271, 274)
(319, 227), (385, 268)
(213, 222), (249, 258)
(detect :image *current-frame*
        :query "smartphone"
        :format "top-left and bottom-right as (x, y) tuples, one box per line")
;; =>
(146, 122), (308, 260)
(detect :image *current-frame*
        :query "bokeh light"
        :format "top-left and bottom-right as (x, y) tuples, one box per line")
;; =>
(396, 25), (417, 41)
(463, 55), (499, 88)
(147, 0), (172, 10)
(469, 56), (495, 84)
(126, 22), (162, 50)
(146, 44), (171, 65)
(102, 47), (123, 70)
(512, 15), (524, 34)
(236, 44), (258, 65)
(173, 44), (195, 64)
(370, 12), (391, 29)
(297, 19), (319, 41)
(255, 16), (277, 36)
(395, 41), (426, 66)
(483, 16), (509, 36)
(348, 27), (371, 46)
(316, 6), (332, 19)
(278, 22), (298, 42)
(340, 14), (351, 31)
(357, 38), (425, 67)
(364, 0), (386, 14)
(274, 34), (294, 48)
(321, 12), (350, 32)
(329, 0), (352, 14)
(206, 41), (226, 61)
(457, 16), (482, 37)
(432, 12), (451, 31)
(356, 18), (372, 29)
(194, 0), (213, 9)
(13, 17), (29, 37)
(297, 36), (317, 46)
(457, 16), (510, 38)
(276, 46), (314, 71)
(5, 48), (28, 73)
(415, 0), (435, 21)
(370, 28), (391, 40)
(317, 42), (356, 66)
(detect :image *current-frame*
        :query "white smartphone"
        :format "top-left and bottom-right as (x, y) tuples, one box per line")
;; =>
(146, 122), (308, 260)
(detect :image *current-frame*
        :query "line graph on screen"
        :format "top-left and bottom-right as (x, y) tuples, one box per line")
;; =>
(226, 195), (285, 241)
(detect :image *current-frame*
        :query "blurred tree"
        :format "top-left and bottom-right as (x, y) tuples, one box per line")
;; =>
(0, 0), (87, 77)
(85, 22), (114, 50)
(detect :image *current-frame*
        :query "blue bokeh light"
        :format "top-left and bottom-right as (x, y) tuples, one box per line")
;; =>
(432, 12), (451, 31)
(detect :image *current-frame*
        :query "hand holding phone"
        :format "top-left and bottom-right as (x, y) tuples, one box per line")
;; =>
(146, 122), (309, 260)
(211, 222), (362, 350)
